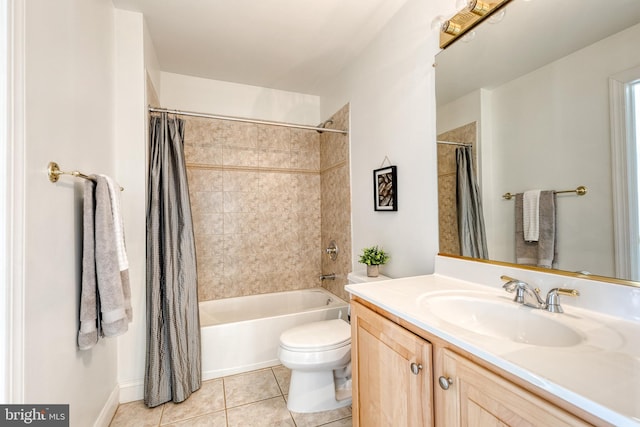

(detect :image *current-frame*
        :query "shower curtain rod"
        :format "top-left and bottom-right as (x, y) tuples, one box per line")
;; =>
(149, 107), (348, 135)
(437, 140), (473, 147)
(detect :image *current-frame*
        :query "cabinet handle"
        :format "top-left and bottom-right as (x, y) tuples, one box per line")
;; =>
(438, 376), (453, 390)
(410, 363), (423, 375)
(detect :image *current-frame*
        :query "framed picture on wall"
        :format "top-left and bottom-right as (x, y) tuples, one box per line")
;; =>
(373, 166), (397, 211)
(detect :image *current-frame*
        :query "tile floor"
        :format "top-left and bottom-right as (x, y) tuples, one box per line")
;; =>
(109, 366), (352, 427)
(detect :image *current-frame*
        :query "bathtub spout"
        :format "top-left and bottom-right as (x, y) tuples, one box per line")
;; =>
(320, 273), (336, 281)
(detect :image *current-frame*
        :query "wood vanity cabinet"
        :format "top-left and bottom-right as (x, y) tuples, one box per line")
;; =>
(350, 300), (434, 426)
(436, 348), (591, 427)
(351, 299), (600, 427)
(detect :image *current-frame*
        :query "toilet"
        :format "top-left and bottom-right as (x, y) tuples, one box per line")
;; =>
(278, 271), (390, 413)
(278, 318), (352, 413)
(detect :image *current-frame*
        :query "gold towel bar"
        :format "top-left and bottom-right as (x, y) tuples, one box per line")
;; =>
(47, 161), (124, 191)
(502, 185), (586, 200)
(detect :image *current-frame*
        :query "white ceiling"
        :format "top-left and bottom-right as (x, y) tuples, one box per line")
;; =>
(112, 0), (409, 95)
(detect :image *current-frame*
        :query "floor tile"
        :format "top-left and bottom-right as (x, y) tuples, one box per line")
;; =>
(110, 366), (352, 427)
(321, 417), (353, 427)
(272, 365), (291, 395)
(226, 396), (295, 427)
(109, 400), (163, 427)
(291, 405), (352, 427)
(224, 368), (281, 407)
(160, 410), (226, 427)
(160, 379), (225, 425)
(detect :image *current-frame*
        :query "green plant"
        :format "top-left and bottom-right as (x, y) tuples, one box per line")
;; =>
(358, 246), (390, 266)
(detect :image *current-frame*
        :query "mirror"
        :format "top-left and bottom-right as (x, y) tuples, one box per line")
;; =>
(436, 0), (640, 286)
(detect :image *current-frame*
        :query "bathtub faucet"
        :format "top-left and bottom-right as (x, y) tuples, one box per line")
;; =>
(320, 273), (336, 281)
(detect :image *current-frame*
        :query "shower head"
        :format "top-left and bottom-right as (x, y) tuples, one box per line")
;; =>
(316, 119), (334, 134)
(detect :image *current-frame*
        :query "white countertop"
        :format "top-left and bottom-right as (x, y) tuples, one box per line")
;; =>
(346, 274), (640, 427)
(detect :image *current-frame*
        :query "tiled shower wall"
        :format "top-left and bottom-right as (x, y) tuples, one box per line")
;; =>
(437, 121), (477, 256)
(183, 104), (351, 302)
(319, 105), (351, 302)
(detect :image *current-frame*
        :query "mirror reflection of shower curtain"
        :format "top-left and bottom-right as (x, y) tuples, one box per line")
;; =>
(145, 112), (201, 407)
(456, 146), (489, 259)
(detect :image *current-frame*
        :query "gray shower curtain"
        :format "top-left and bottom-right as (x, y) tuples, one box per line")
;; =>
(145, 113), (201, 407)
(456, 146), (489, 259)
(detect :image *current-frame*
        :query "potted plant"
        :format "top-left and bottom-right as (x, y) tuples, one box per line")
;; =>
(358, 245), (390, 277)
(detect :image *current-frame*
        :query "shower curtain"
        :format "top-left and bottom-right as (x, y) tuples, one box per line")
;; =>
(145, 113), (201, 407)
(456, 146), (489, 259)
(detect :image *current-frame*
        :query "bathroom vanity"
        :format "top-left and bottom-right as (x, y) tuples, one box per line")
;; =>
(346, 256), (640, 427)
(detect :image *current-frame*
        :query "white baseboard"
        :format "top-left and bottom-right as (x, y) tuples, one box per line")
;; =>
(94, 385), (119, 427)
(118, 379), (144, 403)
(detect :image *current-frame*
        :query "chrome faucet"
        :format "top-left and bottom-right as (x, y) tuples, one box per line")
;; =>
(501, 276), (580, 313)
(501, 275), (545, 309)
(320, 273), (336, 281)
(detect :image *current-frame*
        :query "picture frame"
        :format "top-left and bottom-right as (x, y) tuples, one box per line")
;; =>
(373, 166), (397, 211)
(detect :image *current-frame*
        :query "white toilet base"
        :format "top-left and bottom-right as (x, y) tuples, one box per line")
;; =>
(286, 369), (352, 413)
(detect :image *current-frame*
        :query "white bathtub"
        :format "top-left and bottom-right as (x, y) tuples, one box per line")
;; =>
(199, 287), (349, 380)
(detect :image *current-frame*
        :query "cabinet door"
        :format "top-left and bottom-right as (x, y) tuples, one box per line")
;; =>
(437, 349), (591, 427)
(351, 302), (433, 427)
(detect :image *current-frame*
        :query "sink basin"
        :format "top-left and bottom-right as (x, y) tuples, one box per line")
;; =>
(419, 291), (584, 347)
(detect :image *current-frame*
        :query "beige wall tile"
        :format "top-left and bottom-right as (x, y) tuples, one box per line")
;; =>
(258, 150), (291, 169)
(320, 104), (352, 303)
(223, 147), (259, 167)
(190, 191), (223, 216)
(185, 105), (350, 301)
(226, 122), (258, 149)
(258, 125), (291, 151)
(291, 150), (320, 170)
(187, 169), (223, 192)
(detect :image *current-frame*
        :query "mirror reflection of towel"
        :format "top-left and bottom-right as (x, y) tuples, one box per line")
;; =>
(515, 191), (557, 269)
(523, 190), (541, 242)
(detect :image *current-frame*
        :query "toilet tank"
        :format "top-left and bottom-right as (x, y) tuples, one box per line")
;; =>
(346, 271), (391, 323)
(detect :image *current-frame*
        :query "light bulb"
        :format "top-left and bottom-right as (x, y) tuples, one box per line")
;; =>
(488, 8), (506, 23)
(430, 15), (447, 30)
(461, 31), (477, 42)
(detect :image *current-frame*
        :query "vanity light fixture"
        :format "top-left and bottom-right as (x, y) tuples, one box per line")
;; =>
(440, 0), (512, 48)
(468, 0), (492, 16)
(442, 20), (463, 36)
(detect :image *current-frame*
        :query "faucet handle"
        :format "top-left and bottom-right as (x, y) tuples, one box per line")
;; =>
(545, 288), (580, 313)
(500, 275), (527, 294)
(556, 288), (580, 297)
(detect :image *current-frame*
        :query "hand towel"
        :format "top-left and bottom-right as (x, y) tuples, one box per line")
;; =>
(523, 190), (541, 242)
(515, 190), (557, 269)
(78, 175), (131, 350)
(78, 179), (99, 350)
(94, 175), (132, 337)
(100, 175), (132, 323)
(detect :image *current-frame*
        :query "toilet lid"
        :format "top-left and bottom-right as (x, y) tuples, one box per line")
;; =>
(279, 319), (351, 351)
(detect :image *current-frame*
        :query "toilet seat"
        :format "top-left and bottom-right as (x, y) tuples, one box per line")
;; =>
(279, 319), (351, 352)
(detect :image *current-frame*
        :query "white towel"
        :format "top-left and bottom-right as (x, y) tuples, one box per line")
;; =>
(99, 175), (129, 271)
(523, 190), (541, 242)
(100, 175), (132, 328)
